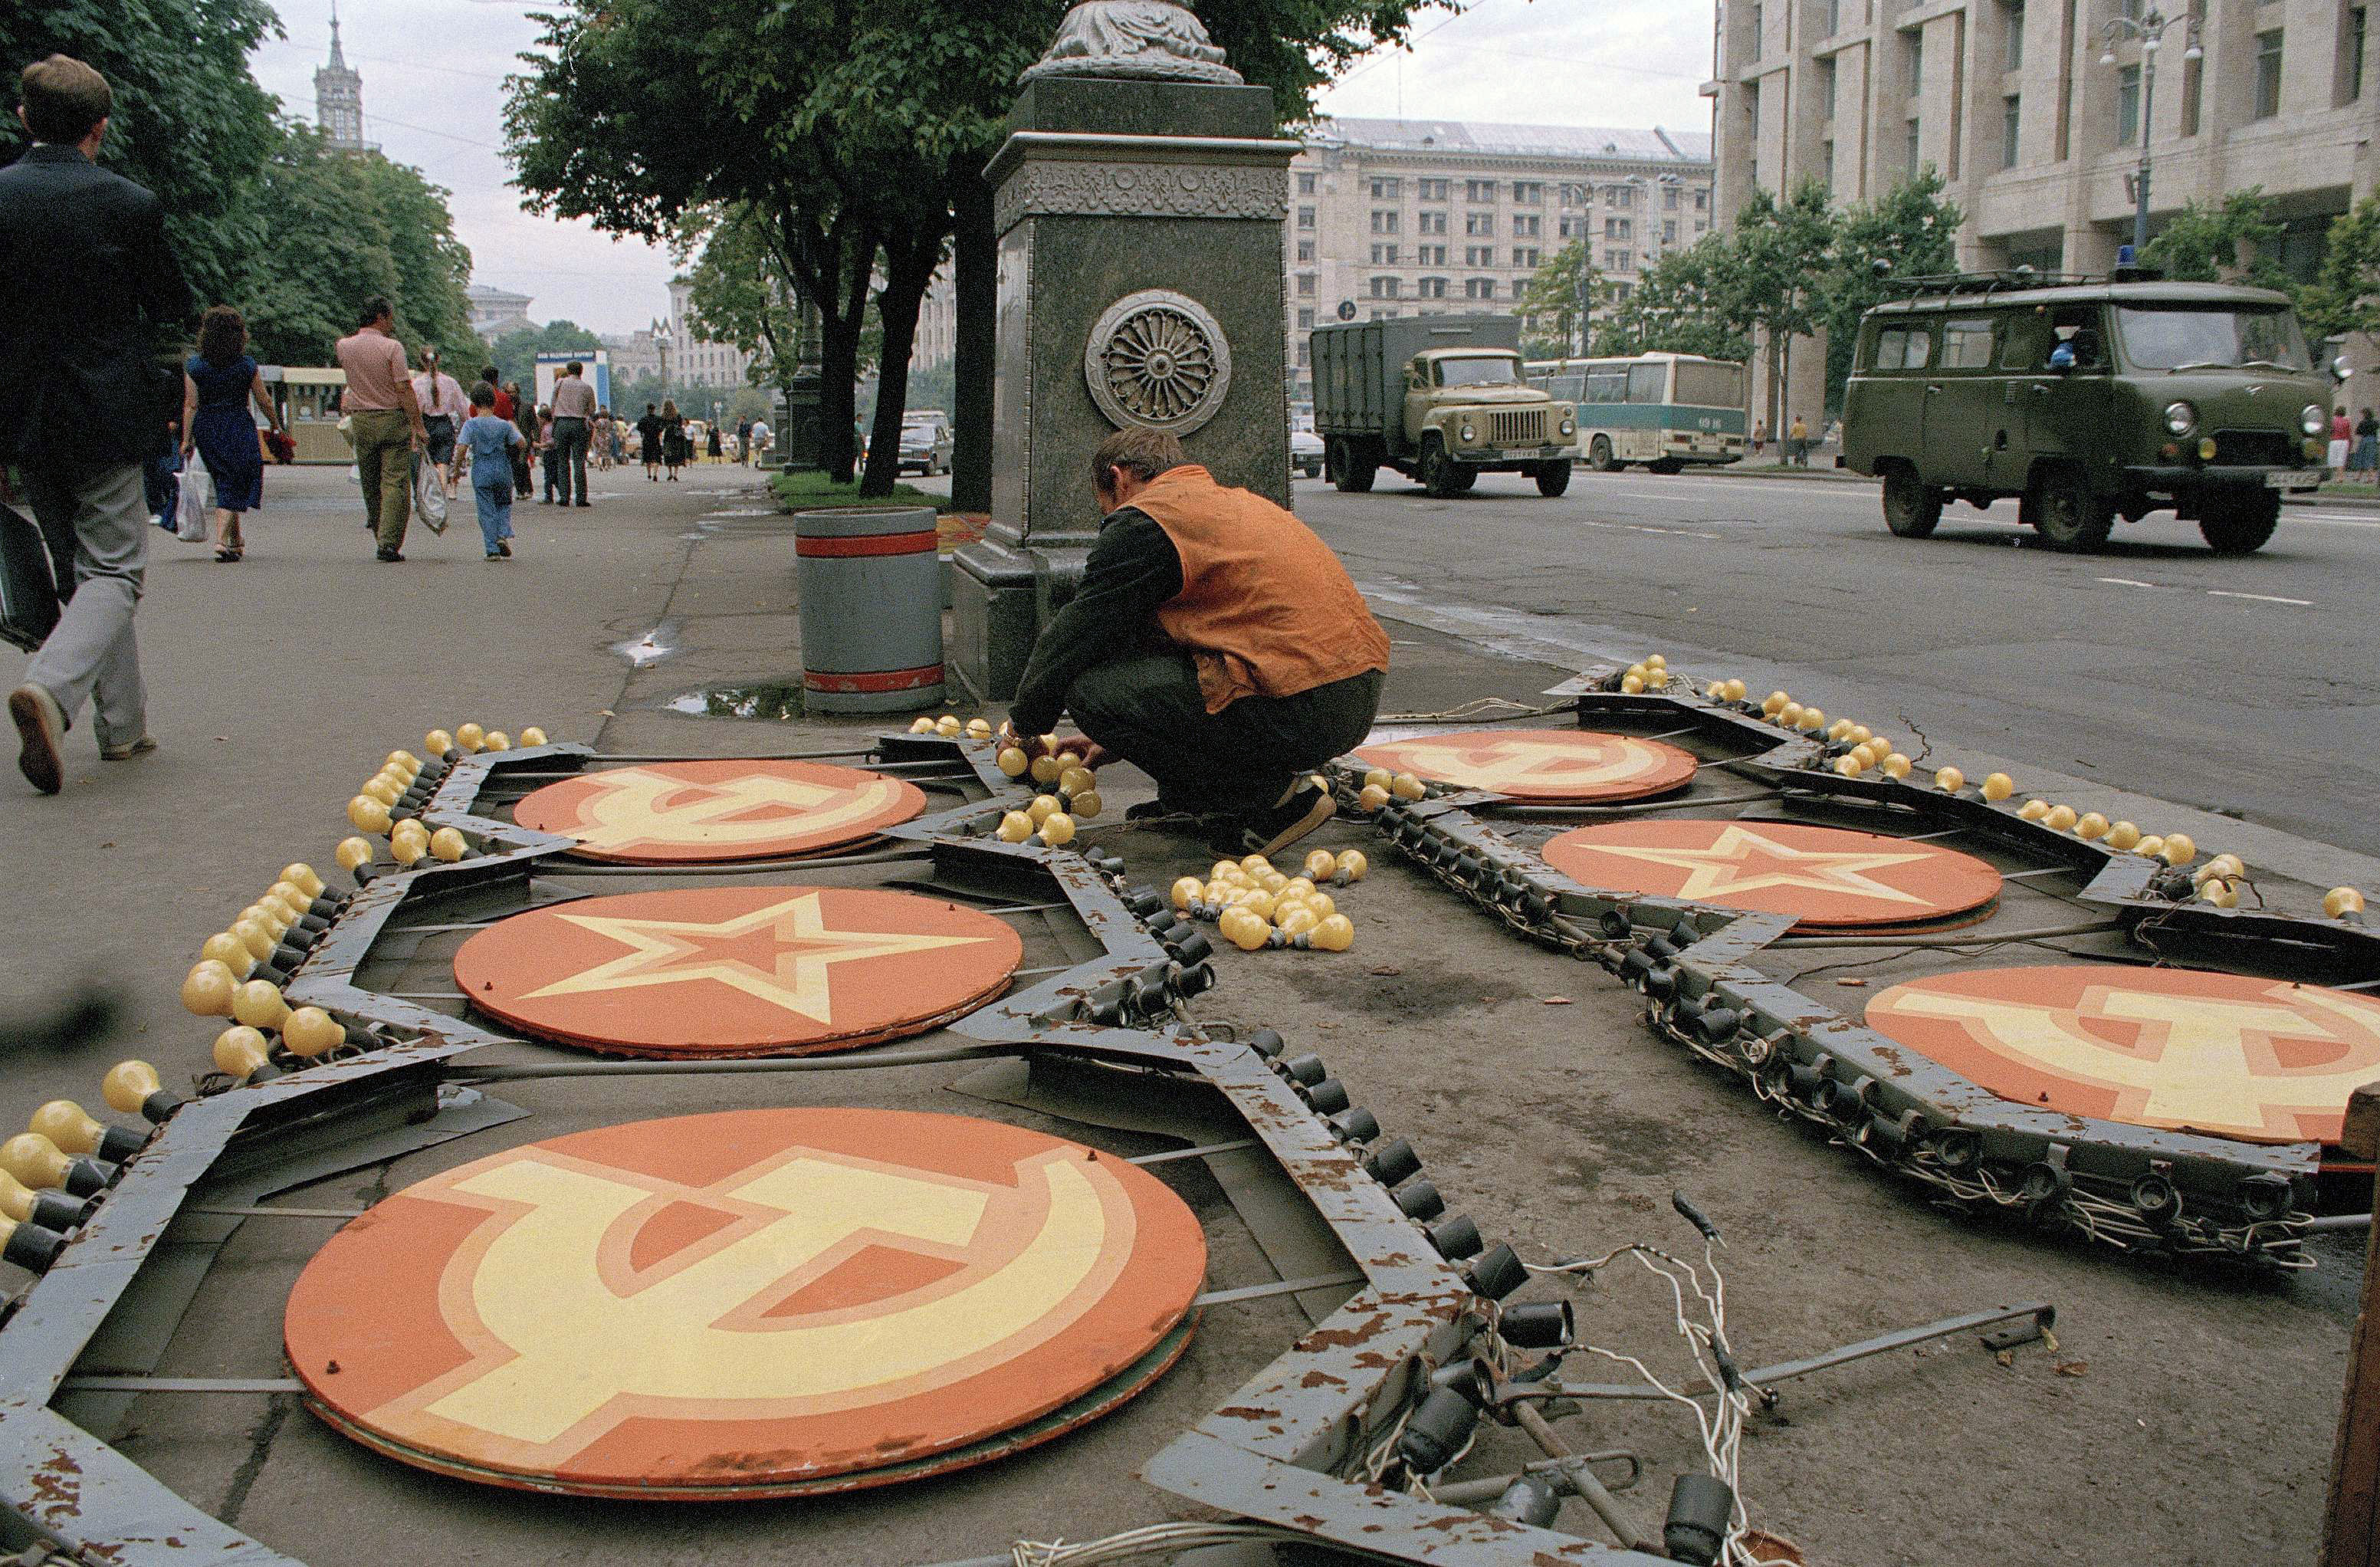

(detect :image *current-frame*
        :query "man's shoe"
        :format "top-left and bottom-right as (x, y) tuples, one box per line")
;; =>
(376, 547), (403, 562)
(573, 500), (592, 508)
(1237, 780), (1335, 859)
(8, 683), (66, 795)
(100, 734), (157, 761)
(497, 539), (512, 557)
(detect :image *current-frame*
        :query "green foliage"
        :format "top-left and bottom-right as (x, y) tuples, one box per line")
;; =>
(2140, 189), (2287, 287)
(680, 207), (808, 388)
(1822, 169), (1961, 412)
(1594, 238), (1748, 360)
(770, 468), (935, 510)
(488, 319), (606, 390)
(1, 0), (281, 306)
(1515, 240), (1598, 356)
(2305, 193), (2380, 343)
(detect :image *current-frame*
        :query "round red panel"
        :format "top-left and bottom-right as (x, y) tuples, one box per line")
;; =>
(1541, 820), (2002, 931)
(285, 1109), (1206, 1498)
(513, 760), (925, 864)
(453, 886), (1023, 1057)
(1354, 728), (1696, 803)
(1866, 964), (2380, 1145)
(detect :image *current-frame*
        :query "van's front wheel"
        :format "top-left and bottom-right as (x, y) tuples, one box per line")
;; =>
(2198, 491), (2280, 554)
(1880, 465), (1942, 538)
(2031, 467), (2114, 552)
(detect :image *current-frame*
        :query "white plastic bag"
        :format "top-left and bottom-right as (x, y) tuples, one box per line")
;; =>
(413, 454), (448, 534)
(174, 457), (212, 543)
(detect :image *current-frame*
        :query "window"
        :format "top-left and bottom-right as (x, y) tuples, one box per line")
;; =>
(1820, 57), (1837, 116)
(1464, 278), (1496, 300)
(1297, 342), (1310, 366)
(1371, 209), (1400, 233)
(1368, 275), (1401, 299)
(1694, 189), (1708, 211)
(1605, 216), (1633, 239)
(2257, 29), (2284, 118)
(1512, 247), (1541, 268)
(1514, 214), (1541, 238)
(1663, 185), (1681, 210)
(1870, 326), (1932, 370)
(1514, 180), (1543, 204)
(1419, 244), (1449, 265)
(2004, 1), (2024, 71)
(1560, 182), (1588, 205)
(1419, 210), (1448, 235)
(1627, 363), (1666, 402)
(1465, 211), (1496, 235)
(1296, 273), (1315, 297)
(2352, 8), (2369, 103)
(1819, 140), (1834, 192)
(1908, 29), (1923, 88)
(1824, 0), (1840, 35)
(1296, 239), (1315, 261)
(1751, 2), (1764, 52)
(1369, 176), (1402, 199)
(2002, 94), (2021, 167)
(2117, 64), (2141, 145)
(1466, 179), (1498, 202)
(1297, 172), (1317, 195)
(1297, 206), (1315, 229)
(1906, 117), (1921, 174)
(1419, 178), (1450, 201)
(1610, 281), (1633, 302)
(1418, 276), (1447, 298)
(1559, 215), (1590, 239)
(1371, 243), (1400, 264)
(1297, 307), (1315, 329)
(1940, 317), (1995, 368)
(1663, 218), (1678, 243)
(1605, 249), (1633, 272)
(1465, 245), (1496, 267)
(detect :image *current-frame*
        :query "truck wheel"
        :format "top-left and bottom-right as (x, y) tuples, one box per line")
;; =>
(2198, 491), (2280, 555)
(1421, 436), (1466, 498)
(2030, 467), (2114, 552)
(1330, 438), (1375, 494)
(1588, 435), (1619, 472)
(1880, 465), (1942, 538)
(1534, 461), (1572, 497)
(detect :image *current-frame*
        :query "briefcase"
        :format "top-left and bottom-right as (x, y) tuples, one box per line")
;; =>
(0, 494), (60, 653)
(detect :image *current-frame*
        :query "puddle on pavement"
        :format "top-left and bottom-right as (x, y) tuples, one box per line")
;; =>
(610, 621), (680, 667)
(660, 682), (808, 721)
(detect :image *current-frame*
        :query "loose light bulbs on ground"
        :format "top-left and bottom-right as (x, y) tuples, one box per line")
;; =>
(520, 727), (547, 747)
(1220, 907), (1269, 951)
(425, 728), (455, 756)
(1236, 887), (1275, 920)
(212, 1027), (272, 1079)
(2044, 805), (2078, 831)
(996, 810), (1034, 843)
(1935, 767), (1965, 793)
(103, 1060), (166, 1118)
(1242, 855), (1273, 874)
(2160, 833), (2198, 866)
(233, 980), (290, 1030)
(334, 836), (375, 872)
(1210, 859), (1242, 882)
(1304, 849), (1338, 879)
(283, 1007), (345, 1058)
(996, 747), (1029, 777)
(182, 961), (238, 1017)
(429, 827), (469, 862)
(1311, 914), (1355, 951)
(1335, 850), (1367, 883)
(1981, 773), (2014, 802)
(455, 723), (486, 751)
(1172, 877), (1203, 910)
(2326, 887), (2367, 918)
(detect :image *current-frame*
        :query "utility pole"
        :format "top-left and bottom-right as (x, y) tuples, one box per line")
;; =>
(2099, 8), (2203, 256)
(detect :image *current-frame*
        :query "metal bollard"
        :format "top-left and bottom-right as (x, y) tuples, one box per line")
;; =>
(793, 505), (945, 712)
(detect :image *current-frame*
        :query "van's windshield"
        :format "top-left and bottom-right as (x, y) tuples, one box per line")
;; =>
(2112, 307), (2310, 372)
(1436, 356), (1521, 387)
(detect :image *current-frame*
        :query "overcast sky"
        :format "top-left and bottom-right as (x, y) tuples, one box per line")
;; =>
(247, 1), (1716, 337)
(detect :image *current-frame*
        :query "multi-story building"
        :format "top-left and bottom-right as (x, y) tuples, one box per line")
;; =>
(1283, 117), (1717, 401)
(313, 8), (368, 151)
(465, 283), (535, 343)
(602, 327), (662, 386)
(1710, 0), (2380, 419)
(913, 268), (958, 374)
(664, 279), (756, 391)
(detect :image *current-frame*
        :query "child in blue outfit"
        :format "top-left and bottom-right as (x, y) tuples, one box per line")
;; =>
(458, 385), (524, 560)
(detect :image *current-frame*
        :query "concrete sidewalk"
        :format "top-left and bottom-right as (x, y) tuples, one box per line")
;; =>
(0, 457), (2364, 1566)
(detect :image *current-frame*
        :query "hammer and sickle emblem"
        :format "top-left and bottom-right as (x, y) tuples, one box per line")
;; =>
(571, 768), (904, 852)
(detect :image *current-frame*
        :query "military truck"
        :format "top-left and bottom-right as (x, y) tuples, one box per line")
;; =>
(1311, 314), (1578, 498)
(1840, 271), (2334, 554)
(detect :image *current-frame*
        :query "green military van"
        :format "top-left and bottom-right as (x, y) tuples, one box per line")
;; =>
(1840, 271), (2334, 554)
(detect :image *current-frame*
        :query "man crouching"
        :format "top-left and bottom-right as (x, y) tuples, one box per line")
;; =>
(1000, 428), (1387, 858)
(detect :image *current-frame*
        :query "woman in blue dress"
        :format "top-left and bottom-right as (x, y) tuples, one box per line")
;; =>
(179, 305), (281, 562)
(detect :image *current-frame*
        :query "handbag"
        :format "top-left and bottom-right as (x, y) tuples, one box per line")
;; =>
(0, 496), (60, 653)
(175, 456), (212, 543)
(413, 453), (448, 534)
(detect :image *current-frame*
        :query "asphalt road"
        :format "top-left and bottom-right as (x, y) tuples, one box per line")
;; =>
(1286, 467), (2380, 859)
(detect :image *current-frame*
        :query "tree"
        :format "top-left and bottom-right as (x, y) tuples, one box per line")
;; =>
(1822, 169), (1960, 412)
(2305, 193), (2380, 346)
(1721, 180), (1835, 435)
(2, 0), (281, 307)
(1594, 238), (1748, 360)
(1515, 240), (1599, 356)
(681, 206), (806, 395)
(2140, 188), (2288, 288)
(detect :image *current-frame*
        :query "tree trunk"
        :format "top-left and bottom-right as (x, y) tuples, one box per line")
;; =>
(860, 232), (941, 498)
(769, 202), (875, 485)
(948, 167), (996, 514)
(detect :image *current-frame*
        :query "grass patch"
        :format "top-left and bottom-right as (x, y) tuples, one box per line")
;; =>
(769, 469), (938, 511)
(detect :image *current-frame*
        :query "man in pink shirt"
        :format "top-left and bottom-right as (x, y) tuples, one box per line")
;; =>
(548, 359), (597, 507)
(334, 295), (426, 561)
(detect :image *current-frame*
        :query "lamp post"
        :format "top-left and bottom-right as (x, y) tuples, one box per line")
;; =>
(655, 326), (672, 399)
(2099, 8), (2203, 258)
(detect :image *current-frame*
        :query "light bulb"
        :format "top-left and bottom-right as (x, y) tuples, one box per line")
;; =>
(2199, 854), (2245, 882)
(910, 717), (936, 734)
(1848, 724), (1873, 744)
(2159, 833), (2197, 866)
(28, 1102), (108, 1158)
(2103, 821), (2141, 850)
(1242, 854), (1274, 875)
(230, 918), (278, 961)
(455, 722), (486, 751)
(363, 777), (402, 806)
(1826, 718), (1853, 741)
(201, 932), (254, 974)
(1171, 877), (1203, 911)
(1303, 849), (1338, 880)
(282, 862), (328, 899)
(2132, 835), (2165, 859)
(482, 731), (510, 752)
(1982, 773), (2014, 802)
(1039, 812), (1076, 846)
(1305, 892), (1338, 920)
(2199, 879), (2238, 908)
(966, 718), (993, 739)
(519, 726), (547, 747)
(2075, 812), (2109, 841)
(104, 1059), (179, 1122)
(1836, 755), (1864, 777)
(429, 826), (469, 862)
(1335, 850), (1368, 884)
(383, 751), (420, 773)
(334, 836), (376, 872)
(2326, 887), (2368, 918)
(347, 795), (392, 834)
(1023, 794), (1057, 825)
(1070, 790), (1103, 819)
(1356, 783), (1391, 813)
(1058, 766), (1095, 797)
(212, 1026), (273, 1079)
(2044, 805), (2078, 831)
(1880, 754), (1912, 780)
(935, 715), (963, 738)
(996, 810), (1034, 843)
(389, 833), (427, 867)
(1275, 905), (1321, 937)
(1238, 888), (1276, 921)
(283, 1007), (346, 1058)
(1220, 908), (1269, 951)
(1311, 914), (1355, 951)
(1620, 673), (1646, 695)
(2018, 799), (2051, 821)
(1391, 773), (1427, 800)
(1363, 767), (1393, 790)
(1935, 766), (1965, 793)
(1723, 679), (1748, 702)
(268, 881), (315, 918)
(997, 747), (1029, 777)
(0, 1168), (53, 1226)
(233, 979), (291, 1030)
(1762, 692), (1789, 715)
(0, 1134), (73, 1191)
(182, 961), (238, 1017)
(425, 728), (455, 756)
(242, 904), (291, 939)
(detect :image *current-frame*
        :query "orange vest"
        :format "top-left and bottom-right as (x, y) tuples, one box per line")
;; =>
(1127, 465), (1391, 715)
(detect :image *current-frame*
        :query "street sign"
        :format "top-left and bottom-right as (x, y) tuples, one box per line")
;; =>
(1337, 300), (1357, 320)
(1541, 820), (2002, 931)
(1354, 728), (1696, 803)
(512, 758), (925, 863)
(1866, 964), (2380, 1145)
(284, 1108), (1207, 1497)
(454, 885), (1023, 1056)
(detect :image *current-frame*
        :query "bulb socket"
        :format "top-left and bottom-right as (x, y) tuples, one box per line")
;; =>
(1280, 1053), (1328, 1086)
(1499, 1299), (1574, 1349)
(2, 1219), (67, 1273)
(1395, 1385), (1480, 1474)
(1332, 1106), (1381, 1144)
(1465, 1242), (1528, 1300)
(1361, 1137), (1421, 1187)
(1244, 1027), (1285, 1059)
(94, 1125), (147, 1165)
(1303, 1077), (1351, 1116)
(1428, 1213), (1483, 1260)
(1664, 1473), (1735, 1567)
(1488, 1474), (1562, 1528)
(29, 1189), (90, 1233)
(61, 1156), (114, 1198)
(1394, 1178), (1445, 1221)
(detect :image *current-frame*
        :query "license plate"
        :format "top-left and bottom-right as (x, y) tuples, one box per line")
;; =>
(2263, 471), (2311, 489)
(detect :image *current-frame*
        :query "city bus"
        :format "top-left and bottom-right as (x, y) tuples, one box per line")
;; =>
(1522, 352), (1747, 471)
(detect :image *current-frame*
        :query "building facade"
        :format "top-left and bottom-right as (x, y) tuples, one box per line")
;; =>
(1712, 0), (2380, 419)
(1283, 117), (1717, 402)
(465, 283), (535, 343)
(313, 10), (366, 151)
(663, 280), (757, 391)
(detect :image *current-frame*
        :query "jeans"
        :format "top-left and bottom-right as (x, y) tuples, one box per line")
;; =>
(143, 450), (180, 524)
(550, 416), (589, 503)
(471, 479), (514, 555)
(21, 462), (148, 748)
(540, 444), (560, 501)
(350, 408), (414, 550)
(1065, 651), (1384, 816)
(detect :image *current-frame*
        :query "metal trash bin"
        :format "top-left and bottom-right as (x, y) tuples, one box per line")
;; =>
(794, 505), (945, 713)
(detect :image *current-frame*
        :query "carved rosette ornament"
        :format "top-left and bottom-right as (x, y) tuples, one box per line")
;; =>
(1084, 290), (1233, 435)
(1022, 1), (1245, 84)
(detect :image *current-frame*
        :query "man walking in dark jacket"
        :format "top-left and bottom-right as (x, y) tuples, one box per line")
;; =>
(2, 56), (191, 793)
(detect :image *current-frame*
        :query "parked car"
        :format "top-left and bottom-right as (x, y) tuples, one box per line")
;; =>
(898, 414), (954, 476)
(1841, 268), (2333, 554)
(1290, 423), (1325, 478)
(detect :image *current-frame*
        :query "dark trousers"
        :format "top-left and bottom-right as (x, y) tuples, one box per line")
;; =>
(551, 416), (589, 503)
(1065, 651), (1384, 816)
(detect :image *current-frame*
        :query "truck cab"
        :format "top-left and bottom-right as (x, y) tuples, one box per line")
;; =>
(1841, 272), (2331, 554)
(1311, 314), (1579, 498)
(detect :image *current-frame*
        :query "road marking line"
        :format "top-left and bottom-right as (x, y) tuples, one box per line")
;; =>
(2289, 511), (2380, 527)
(2098, 577), (2160, 589)
(2206, 590), (2313, 606)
